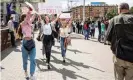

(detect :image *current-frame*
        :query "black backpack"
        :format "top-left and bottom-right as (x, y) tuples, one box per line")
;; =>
(115, 17), (133, 63)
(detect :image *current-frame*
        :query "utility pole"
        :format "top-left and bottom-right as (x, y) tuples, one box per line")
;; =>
(67, 0), (70, 11)
(83, 0), (85, 23)
(70, 0), (73, 8)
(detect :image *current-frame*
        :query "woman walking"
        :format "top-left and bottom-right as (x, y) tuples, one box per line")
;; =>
(20, 7), (36, 80)
(101, 20), (105, 42)
(60, 18), (72, 63)
(90, 21), (96, 38)
(83, 21), (89, 40)
(38, 14), (61, 69)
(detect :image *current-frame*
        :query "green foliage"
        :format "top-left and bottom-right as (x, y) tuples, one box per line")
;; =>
(130, 6), (133, 14)
(105, 9), (118, 19)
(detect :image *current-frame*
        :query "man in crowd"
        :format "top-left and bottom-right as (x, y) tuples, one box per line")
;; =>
(105, 3), (133, 80)
(8, 17), (16, 47)
(11, 5), (19, 33)
(98, 20), (101, 42)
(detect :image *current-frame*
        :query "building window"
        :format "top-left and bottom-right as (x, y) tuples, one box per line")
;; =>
(90, 8), (93, 11)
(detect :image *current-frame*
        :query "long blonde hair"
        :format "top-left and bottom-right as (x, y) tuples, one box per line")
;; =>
(61, 20), (69, 28)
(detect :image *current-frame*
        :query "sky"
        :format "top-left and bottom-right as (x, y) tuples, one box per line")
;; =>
(46, 0), (133, 10)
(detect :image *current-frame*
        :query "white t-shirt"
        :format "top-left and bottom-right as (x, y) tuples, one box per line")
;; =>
(43, 23), (52, 35)
(11, 14), (19, 22)
(8, 20), (14, 31)
(41, 21), (55, 35)
(60, 26), (69, 37)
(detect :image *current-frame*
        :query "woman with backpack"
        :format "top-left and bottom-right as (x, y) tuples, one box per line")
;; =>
(60, 18), (72, 63)
(20, 7), (36, 80)
(38, 14), (61, 69)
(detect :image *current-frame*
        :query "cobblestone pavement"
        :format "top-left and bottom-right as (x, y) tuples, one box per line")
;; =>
(1, 32), (114, 80)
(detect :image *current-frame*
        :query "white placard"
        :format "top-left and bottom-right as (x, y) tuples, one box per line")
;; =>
(21, 7), (37, 14)
(20, 2), (37, 14)
(25, 2), (35, 11)
(59, 13), (71, 19)
(38, 3), (62, 14)
(21, 7), (29, 14)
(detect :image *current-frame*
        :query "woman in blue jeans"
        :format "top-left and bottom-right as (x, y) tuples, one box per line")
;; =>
(20, 7), (36, 80)
(60, 18), (72, 63)
(84, 21), (89, 40)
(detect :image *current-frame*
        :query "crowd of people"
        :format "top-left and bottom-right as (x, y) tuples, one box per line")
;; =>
(71, 19), (109, 42)
(4, 2), (133, 80)
(6, 4), (73, 79)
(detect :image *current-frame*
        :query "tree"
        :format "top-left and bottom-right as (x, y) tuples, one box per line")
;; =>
(105, 9), (118, 19)
(130, 6), (133, 14)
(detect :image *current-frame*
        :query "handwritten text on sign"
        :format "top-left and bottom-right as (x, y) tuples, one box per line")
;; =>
(38, 3), (62, 14)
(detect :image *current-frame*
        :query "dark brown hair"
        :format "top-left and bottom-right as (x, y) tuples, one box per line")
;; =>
(119, 3), (129, 10)
(20, 14), (26, 22)
(10, 17), (13, 20)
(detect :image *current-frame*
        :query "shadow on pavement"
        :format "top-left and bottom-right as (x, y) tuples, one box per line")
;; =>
(89, 39), (99, 43)
(40, 63), (90, 80)
(54, 45), (91, 54)
(1, 41), (22, 61)
(51, 56), (104, 72)
(70, 34), (84, 40)
(67, 58), (105, 72)
(40, 49), (60, 54)
(51, 50), (60, 54)
(70, 37), (84, 40)
(67, 49), (91, 54)
(53, 67), (89, 80)
(36, 59), (46, 71)
(36, 55), (104, 80)
(54, 45), (61, 49)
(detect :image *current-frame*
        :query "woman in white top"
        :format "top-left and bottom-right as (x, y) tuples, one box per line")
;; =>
(38, 14), (61, 69)
(60, 18), (72, 63)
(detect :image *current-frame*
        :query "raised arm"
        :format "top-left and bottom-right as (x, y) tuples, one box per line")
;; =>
(67, 18), (73, 28)
(9, 2), (12, 7)
(7, 2), (13, 14)
(23, 9), (32, 23)
(38, 15), (42, 22)
(53, 14), (62, 23)
(30, 13), (36, 24)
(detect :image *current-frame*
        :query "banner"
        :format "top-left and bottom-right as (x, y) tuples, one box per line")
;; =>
(25, 2), (35, 11)
(59, 13), (71, 26)
(21, 7), (37, 14)
(38, 3), (62, 14)
(21, 7), (29, 14)
(59, 13), (71, 19)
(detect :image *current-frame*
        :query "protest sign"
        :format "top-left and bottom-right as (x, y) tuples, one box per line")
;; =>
(59, 13), (71, 19)
(38, 3), (62, 14)
(25, 2), (35, 11)
(59, 13), (71, 26)
(21, 7), (29, 14)
(21, 2), (37, 14)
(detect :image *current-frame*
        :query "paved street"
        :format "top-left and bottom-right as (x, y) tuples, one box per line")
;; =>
(1, 31), (114, 80)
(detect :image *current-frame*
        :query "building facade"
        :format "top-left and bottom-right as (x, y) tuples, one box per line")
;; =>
(71, 4), (118, 21)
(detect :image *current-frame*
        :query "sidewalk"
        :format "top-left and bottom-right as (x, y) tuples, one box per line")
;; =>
(1, 33), (114, 80)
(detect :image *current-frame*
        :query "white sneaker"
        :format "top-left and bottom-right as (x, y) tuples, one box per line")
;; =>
(30, 76), (36, 80)
(25, 72), (29, 79)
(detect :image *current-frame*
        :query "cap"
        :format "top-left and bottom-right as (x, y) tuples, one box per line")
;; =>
(119, 3), (129, 10)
